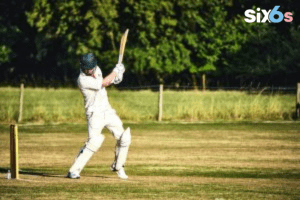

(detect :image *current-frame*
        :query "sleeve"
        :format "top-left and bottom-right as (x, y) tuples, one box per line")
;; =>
(78, 76), (103, 90)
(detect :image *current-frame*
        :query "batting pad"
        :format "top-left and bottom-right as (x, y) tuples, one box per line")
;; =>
(115, 128), (131, 170)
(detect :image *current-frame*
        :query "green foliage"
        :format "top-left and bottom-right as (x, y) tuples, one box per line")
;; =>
(226, 24), (300, 80)
(0, 45), (11, 64)
(176, 0), (245, 74)
(121, 0), (190, 81)
(116, 0), (253, 83)
(0, 17), (20, 64)
(26, 0), (118, 70)
(1, 0), (299, 86)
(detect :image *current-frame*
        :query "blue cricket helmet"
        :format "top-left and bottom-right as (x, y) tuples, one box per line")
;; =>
(80, 53), (97, 70)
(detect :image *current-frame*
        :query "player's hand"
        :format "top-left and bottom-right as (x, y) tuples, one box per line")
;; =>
(113, 63), (125, 75)
(113, 73), (123, 84)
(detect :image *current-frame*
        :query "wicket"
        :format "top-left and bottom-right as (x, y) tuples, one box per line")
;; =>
(10, 124), (19, 179)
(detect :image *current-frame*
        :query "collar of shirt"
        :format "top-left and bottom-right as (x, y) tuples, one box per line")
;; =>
(80, 66), (102, 78)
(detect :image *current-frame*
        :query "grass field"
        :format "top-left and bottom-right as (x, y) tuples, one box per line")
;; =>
(0, 122), (299, 199)
(0, 87), (296, 123)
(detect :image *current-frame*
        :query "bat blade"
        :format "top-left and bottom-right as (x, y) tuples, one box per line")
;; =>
(118, 29), (129, 64)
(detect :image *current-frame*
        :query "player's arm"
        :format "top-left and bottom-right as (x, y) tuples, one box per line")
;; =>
(102, 64), (125, 87)
(102, 72), (117, 87)
(78, 76), (103, 90)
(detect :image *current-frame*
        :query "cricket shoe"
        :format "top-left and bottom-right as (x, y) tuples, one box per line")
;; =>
(66, 172), (80, 179)
(117, 167), (128, 180)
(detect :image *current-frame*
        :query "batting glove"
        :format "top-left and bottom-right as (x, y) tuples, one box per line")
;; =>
(113, 74), (123, 84)
(113, 64), (125, 84)
(113, 63), (125, 75)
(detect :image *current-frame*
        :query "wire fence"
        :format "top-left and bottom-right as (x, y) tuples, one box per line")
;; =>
(7, 83), (300, 123)
(116, 85), (297, 94)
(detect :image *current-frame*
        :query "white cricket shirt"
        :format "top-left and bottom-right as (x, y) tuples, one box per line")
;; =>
(77, 66), (112, 114)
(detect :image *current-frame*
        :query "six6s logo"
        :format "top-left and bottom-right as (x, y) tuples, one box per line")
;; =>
(244, 6), (293, 23)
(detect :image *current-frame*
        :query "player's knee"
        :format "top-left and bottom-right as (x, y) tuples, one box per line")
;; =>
(113, 126), (125, 140)
(86, 134), (105, 152)
(119, 128), (131, 147)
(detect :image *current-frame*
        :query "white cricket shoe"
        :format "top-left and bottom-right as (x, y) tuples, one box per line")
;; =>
(117, 168), (128, 180)
(66, 172), (80, 179)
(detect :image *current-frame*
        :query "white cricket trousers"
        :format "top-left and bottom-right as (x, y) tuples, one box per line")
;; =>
(87, 109), (124, 140)
(69, 109), (125, 175)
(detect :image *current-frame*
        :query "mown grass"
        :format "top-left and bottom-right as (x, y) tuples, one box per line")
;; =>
(0, 123), (299, 199)
(0, 87), (296, 123)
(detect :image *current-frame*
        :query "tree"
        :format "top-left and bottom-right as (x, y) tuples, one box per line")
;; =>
(176, 0), (257, 89)
(1, 0), (299, 87)
(222, 0), (300, 86)
(26, 0), (119, 84)
(116, 0), (191, 85)
(0, 0), (36, 85)
(116, 0), (252, 88)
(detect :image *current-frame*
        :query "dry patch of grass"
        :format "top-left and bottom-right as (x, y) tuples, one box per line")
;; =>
(0, 123), (299, 199)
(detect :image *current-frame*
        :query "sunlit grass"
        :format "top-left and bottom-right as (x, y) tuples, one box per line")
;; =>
(0, 87), (296, 123)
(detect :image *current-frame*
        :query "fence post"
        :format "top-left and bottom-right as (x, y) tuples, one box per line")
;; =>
(18, 83), (24, 123)
(158, 84), (163, 121)
(297, 83), (300, 119)
(202, 74), (206, 92)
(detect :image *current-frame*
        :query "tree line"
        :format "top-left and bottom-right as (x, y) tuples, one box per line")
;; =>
(0, 0), (299, 88)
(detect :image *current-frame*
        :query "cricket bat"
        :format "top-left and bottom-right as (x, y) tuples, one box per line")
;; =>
(118, 29), (129, 64)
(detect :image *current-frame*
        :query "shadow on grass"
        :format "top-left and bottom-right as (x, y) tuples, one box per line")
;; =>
(0, 167), (111, 179)
(0, 167), (64, 178)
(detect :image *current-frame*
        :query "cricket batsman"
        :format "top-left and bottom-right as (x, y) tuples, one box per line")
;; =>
(66, 53), (131, 179)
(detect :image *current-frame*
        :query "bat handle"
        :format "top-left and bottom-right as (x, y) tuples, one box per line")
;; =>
(118, 54), (123, 64)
